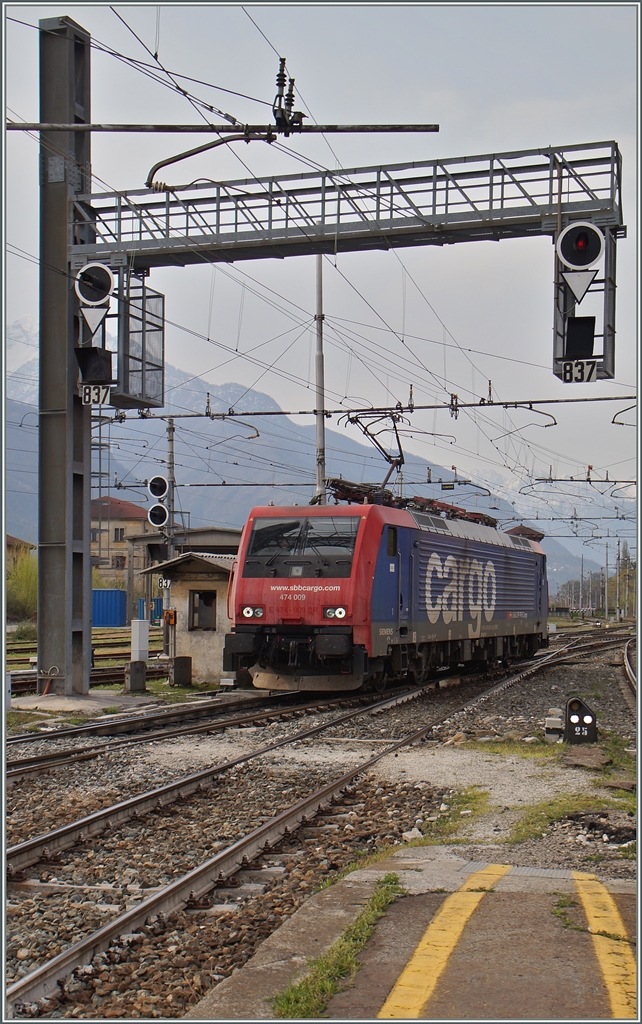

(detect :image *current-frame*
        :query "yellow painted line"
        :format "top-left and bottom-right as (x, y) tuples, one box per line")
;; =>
(572, 871), (637, 1019)
(377, 863), (512, 1019)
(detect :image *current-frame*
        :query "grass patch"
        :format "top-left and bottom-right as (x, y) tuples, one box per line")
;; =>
(551, 893), (583, 931)
(271, 873), (406, 1018)
(464, 739), (560, 759)
(142, 679), (214, 702)
(101, 706), (120, 716)
(313, 844), (399, 892)
(6, 710), (57, 733)
(596, 732), (637, 775)
(508, 793), (629, 844)
(619, 841), (636, 860)
(421, 786), (490, 841)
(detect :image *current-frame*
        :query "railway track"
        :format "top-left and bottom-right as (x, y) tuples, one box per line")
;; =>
(6, 635), (621, 1014)
(7, 632), (632, 777)
(5, 687), (420, 781)
(623, 638), (636, 693)
(6, 631), (165, 672)
(9, 665), (170, 697)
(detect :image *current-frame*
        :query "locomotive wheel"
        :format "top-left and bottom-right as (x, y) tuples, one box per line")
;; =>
(373, 671), (387, 693)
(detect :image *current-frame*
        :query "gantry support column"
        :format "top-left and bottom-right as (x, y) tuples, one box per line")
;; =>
(38, 17), (92, 694)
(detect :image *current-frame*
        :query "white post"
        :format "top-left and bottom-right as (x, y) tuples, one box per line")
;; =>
(131, 619), (149, 663)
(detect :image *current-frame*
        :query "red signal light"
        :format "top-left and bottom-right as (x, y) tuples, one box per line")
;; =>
(574, 232), (589, 252)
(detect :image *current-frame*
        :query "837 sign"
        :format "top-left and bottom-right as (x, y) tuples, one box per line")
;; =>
(80, 384), (112, 405)
(561, 359), (597, 383)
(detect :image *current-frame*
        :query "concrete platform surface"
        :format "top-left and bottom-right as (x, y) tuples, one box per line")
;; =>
(9, 690), (168, 714)
(183, 847), (636, 1021)
(9, 688), (261, 715)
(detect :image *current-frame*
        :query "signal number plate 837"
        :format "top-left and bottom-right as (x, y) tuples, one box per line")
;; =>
(562, 360), (597, 383)
(80, 384), (112, 405)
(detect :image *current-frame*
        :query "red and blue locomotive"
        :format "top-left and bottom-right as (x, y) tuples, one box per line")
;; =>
(224, 490), (548, 692)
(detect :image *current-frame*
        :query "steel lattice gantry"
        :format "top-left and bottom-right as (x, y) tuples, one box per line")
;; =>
(69, 141), (623, 270)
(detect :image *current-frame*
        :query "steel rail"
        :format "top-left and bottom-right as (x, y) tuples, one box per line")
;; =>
(6, 686), (430, 873)
(623, 639), (637, 693)
(4, 641), (580, 1014)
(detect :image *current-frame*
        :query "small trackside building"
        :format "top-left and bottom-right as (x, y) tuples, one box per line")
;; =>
(141, 553), (234, 684)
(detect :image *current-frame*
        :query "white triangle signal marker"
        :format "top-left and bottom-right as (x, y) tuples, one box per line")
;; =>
(81, 305), (108, 335)
(562, 270), (597, 305)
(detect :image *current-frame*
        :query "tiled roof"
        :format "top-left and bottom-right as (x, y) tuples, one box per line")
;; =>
(91, 496), (149, 520)
(141, 552), (235, 575)
(6, 534), (35, 549)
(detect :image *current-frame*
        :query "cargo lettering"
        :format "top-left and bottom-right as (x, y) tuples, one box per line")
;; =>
(425, 553), (496, 637)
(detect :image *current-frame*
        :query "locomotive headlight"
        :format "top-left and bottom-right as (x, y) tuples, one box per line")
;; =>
(242, 606), (254, 618)
(254, 607), (264, 618)
(323, 606), (346, 619)
(570, 714), (580, 724)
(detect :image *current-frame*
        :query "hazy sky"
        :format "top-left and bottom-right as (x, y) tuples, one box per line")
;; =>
(5, 2), (638, 555)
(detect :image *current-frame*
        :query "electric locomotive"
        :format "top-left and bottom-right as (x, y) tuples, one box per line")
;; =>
(224, 489), (548, 692)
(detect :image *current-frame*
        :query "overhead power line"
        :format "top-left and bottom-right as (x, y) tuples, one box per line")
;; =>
(6, 122), (441, 133)
(103, 394), (635, 422)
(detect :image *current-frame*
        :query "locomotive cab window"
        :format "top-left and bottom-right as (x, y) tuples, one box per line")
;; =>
(387, 527), (397, 557)
(189, 590), (217, 630)
(243, 516), (361, 579)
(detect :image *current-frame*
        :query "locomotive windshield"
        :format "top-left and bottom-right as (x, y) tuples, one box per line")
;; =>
(243, 516), (360, 578)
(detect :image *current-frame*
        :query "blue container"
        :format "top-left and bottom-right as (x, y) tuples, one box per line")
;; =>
(92, 589), (127, 627)
(136, 597), (164, 621)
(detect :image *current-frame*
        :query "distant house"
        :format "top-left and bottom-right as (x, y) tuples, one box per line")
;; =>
(6, 534), (35, 570)
(91, 496), (151, 586)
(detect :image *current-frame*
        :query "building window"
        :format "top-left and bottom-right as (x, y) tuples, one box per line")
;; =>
(91, 529), (98, 543)
(114, 528), (125, 542)
(189, 590), (217, 630)
(112, 555), (126, 570)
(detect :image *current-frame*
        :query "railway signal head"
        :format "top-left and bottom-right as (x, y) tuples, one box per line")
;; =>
(75, 263), (115, 306)
(148, 503), (169, 528)
(563, 697), (598, 744)
(556, 222), (604, 270)
(148, 475), (168, 500)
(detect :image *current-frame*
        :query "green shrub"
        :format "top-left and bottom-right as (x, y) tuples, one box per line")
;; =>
(6, 551), (38, 620)
(12, 621), (38, 642)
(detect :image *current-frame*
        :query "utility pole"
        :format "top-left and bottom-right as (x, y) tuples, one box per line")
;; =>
(38, 17), (92, 695)
(580, 555), (584, 617)
(616, 538), (620, 622)
(314, 254), (326, 504)
(167, 417), (176, 560)
(161, 417), (176, 657)
(604, 542), (609, 621)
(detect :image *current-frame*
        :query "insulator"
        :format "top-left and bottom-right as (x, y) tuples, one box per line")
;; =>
(275, 58), (286, 92)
